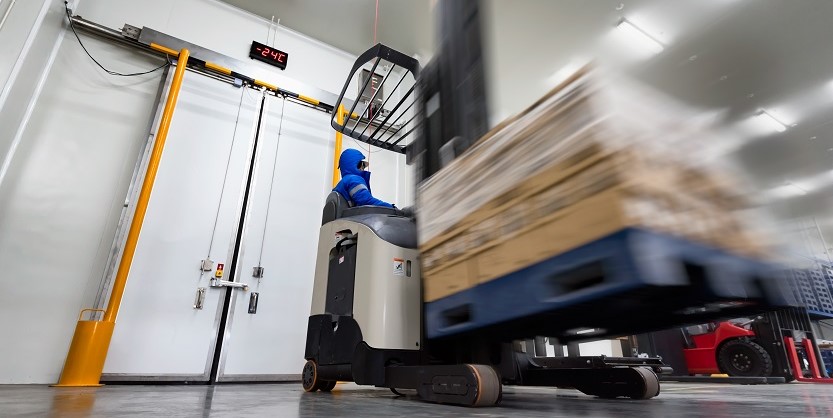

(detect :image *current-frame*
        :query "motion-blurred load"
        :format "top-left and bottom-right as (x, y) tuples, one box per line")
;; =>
(418, 67), (770, 302)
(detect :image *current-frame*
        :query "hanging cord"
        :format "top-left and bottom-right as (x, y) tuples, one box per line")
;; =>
(373, 0), (379, 44)
(64, 2), (169, 76)
(266, 16), (273, 45)
(255, 96), (288, 270)
(271, 17), (281, 48)
(368, 0), (380, 163)
(342, 0), (387, 155)
(199, 87), (248, 279)
(348, 134), (385, 154)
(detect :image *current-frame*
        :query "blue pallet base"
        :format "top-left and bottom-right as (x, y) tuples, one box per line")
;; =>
(425, 227), (794, 341)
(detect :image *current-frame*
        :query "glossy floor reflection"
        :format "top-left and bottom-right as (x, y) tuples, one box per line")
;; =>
(2, 381), (832, 417)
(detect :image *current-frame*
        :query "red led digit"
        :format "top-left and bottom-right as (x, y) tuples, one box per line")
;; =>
(277, 53), (286, 62)
(261, 47), (270, 57)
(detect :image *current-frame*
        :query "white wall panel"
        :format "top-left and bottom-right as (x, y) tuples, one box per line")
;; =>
(0, 33), (166, 383)
(0, 0), (67, 186)
(0, 0), (48, 91)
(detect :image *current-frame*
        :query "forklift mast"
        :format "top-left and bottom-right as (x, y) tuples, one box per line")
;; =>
(407, 0), (489, 183)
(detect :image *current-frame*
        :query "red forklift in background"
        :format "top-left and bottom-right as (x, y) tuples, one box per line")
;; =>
(683, 319), (773, 376)
(680, 308), (833, 383)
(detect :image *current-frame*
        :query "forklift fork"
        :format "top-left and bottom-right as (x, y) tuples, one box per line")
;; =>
(784, 336), (833, 384)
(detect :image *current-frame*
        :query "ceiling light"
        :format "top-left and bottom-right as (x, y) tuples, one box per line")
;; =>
(766, 171), (833, 201)
(810, 136), (817, 140)
(768, 183), (807, 199)
(615, 18), (664, 55)
(786, 182), (808, 195)
(753, 110), (788, 133)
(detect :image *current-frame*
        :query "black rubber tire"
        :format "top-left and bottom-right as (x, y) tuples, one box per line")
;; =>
(575, 367), (660, 400)
(302, 360), (322, 392)
(629, 367), (660, 400)
(320, 380), (337, 392)
(717, 338), (773, 377)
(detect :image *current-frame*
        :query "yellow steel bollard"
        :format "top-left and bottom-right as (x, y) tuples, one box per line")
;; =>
(53, 310), (113, 387)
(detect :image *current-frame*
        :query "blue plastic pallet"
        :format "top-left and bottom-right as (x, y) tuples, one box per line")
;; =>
(424, 227), (794, 341)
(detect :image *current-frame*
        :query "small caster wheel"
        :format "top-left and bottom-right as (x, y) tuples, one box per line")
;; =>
(320, 380), (337, 392)
(302, 360), (322, 392)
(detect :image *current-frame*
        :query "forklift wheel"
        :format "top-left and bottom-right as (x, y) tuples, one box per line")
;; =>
(302, 360), (323, 392)
(717, 338), (773, 377)
(467, 364), (503, 407)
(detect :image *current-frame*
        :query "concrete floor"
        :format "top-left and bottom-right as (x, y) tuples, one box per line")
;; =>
(2, 382), (832, 418)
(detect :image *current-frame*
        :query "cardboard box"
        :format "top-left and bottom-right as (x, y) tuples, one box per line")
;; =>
(424, 187), (675, 301)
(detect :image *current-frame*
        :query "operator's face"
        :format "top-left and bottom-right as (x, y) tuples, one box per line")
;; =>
(358, 160), (369, 171)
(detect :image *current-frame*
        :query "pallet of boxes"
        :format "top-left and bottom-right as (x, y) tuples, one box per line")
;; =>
(418, 66), (772, 304)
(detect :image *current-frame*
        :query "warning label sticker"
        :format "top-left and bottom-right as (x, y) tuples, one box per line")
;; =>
(393, 258), (405, 276)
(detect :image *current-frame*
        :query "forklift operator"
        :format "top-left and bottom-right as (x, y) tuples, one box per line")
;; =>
(333, 148), (395, 208)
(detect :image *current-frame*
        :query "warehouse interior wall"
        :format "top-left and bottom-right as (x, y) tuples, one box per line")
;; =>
(0, 0), (411, 384)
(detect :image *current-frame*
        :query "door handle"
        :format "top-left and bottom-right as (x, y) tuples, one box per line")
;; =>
(209, 278), (249, 291)
(193, 287), (206, 309)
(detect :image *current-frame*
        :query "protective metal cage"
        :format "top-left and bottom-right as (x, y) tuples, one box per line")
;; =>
(330, 44), (421, 154)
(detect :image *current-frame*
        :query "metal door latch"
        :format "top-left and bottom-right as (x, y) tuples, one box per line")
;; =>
(200, 259), (214, 272)
(193, 287), (206, 309)
(252, 266), (264, 278)
(209, 278), (249, 291)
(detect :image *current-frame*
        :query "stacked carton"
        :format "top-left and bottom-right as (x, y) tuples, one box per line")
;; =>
(418, 68), (769, 302)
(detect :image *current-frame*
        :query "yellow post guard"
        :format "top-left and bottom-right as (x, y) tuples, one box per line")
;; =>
(332, 105), (346, 187)
(55, 48), (191, 387)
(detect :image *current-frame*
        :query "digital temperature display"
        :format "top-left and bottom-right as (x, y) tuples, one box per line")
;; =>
(249, 41), (288, 70)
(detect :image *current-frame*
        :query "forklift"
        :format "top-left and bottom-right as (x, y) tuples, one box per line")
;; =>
(302, 0), (792, 406)
(680, 308), (833, 382)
